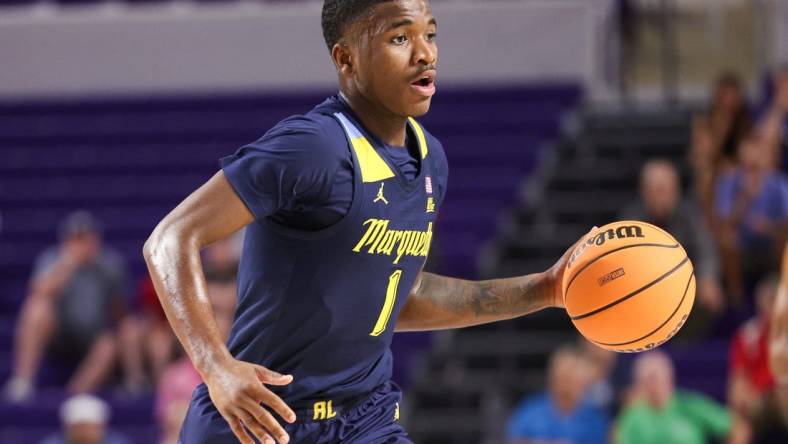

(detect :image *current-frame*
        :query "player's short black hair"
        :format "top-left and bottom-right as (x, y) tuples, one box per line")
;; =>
(321, 0), (394, 52)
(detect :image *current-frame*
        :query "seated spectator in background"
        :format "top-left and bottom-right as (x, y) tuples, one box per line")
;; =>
(507, 345), (609, 444)
(756, 65), (788, 170)
(729, 275), (788, 442)
(201, 232), (241, 329)
(715, 136), (788, 301)
(689, 115), (724, 225)
(156, 357), (201, 444)
(39, 394), (131, 444)
(769, 242), (788, 425)
(707, 72), (752, 166)
(616, 351), (749, 444)
(620, 160), (725, 333)
(118, 276), (175, 393)
(202, 232), (242, 285)
(155, 240), (239, 444)
(3, 211), (131, 402)
(690, 72), (753, 222)
(580, 339), (619, 414)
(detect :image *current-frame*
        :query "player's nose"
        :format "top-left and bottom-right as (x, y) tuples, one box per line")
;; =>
(412, 37), (437, 66)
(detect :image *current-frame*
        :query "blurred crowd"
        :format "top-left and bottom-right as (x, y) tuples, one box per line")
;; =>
(1, 210), (243, 444)
(507, 67), (788, 444)
(507, 343), (754, 444)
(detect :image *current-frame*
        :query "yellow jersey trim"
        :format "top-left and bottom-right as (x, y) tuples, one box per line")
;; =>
(407, 117), (429, 159)
(350, 136), (396, 183)
(335, 113), (395, 183)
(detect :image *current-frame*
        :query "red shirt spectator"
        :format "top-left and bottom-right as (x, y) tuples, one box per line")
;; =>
(730, 317), (775, 394)
(138, 276), (166, 321)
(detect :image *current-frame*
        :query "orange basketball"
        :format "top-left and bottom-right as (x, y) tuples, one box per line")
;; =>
(562, 220), (695, 353)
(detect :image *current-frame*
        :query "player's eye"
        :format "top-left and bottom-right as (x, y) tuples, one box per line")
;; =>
(426, 32), (437, 42)
(392, 35), (408, 45)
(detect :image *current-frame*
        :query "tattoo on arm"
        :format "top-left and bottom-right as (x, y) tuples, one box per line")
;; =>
(416, 272), (552, 318)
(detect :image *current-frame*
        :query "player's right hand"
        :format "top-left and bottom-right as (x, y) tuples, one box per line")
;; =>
(547, 226), (599, 309)
(204, 358), (296, 444)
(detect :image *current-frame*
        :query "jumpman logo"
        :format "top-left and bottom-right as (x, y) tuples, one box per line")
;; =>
(374, 182), (389, 205)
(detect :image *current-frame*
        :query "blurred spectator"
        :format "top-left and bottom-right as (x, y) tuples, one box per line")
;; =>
(769, 242), (788, 425)
(39, 394), (131, 444)
(154, 242), (238, 444)
(579, 339), (620, 414)
(756, 65), (788, 170)
(620, 159), (725, 322)
(615, 351), (749, 444)
(715, 136), (788, 301)
(729, 275), (788, 442)
(118, 276), (174, 392)
(202, 233), (242, 284)
(689, 116), (722, 224)
(3, 211), (131, 402)
(689, 72), (753, 224)
(201, 233), (241, 327)
(707, 72), (752, 166)
(730, 276), (778, 409)
(156, 357), (201, 444)
(506, 345), (609, 444)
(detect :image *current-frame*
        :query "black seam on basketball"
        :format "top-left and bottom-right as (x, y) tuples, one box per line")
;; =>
(565, 242), (680, 305)
(593, 269), (694, 346)
(570, 256), (690, 321)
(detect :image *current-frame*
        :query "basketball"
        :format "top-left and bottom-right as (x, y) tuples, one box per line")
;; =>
(562, 221), (696, 353)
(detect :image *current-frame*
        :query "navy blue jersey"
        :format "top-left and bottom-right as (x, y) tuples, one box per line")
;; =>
(185, 96), (448, 431)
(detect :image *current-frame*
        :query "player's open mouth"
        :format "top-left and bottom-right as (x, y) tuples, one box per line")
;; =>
(409, 71), (437, 97)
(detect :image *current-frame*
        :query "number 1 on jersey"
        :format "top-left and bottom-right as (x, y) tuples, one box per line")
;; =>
(370, 270), (402, 336)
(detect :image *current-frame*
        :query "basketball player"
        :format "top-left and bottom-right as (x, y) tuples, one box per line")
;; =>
(143, 1), (589, 443)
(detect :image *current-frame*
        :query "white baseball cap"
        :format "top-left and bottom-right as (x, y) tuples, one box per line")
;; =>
(60, 394), (110, 425)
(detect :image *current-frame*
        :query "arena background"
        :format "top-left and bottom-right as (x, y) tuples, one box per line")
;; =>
(1, 0), (787, 443)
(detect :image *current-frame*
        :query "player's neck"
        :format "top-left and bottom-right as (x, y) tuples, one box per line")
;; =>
(340, 91), (407, 146)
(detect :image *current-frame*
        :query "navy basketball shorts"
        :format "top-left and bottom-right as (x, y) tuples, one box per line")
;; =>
(180, 381), (412, 444)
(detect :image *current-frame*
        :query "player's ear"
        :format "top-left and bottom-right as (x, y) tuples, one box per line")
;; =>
(332, 42), (354, 75)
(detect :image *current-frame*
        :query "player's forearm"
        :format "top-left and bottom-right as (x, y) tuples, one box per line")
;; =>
(143, 229), (233, 379)
(395, 271), (556, 332)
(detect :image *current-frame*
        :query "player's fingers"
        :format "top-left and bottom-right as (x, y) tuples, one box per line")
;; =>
(584, 225), (599, 242)
(566, 225), (599, 256)
(237, 409), (277, 444)
(240, 397), (291, 444)
(562, 226), (599, 261)
(251, 385), (296, 423)
(227, 416), (256, 444)
(255, 366), (294, 386)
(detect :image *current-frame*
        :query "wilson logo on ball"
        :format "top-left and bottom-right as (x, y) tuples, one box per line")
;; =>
(569, 225), (646, 268)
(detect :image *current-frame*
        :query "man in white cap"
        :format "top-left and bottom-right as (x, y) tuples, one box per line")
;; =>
(40, 394), (130, 444)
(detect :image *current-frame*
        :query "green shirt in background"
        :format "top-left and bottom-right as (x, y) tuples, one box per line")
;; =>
(616, 391), (731, 444)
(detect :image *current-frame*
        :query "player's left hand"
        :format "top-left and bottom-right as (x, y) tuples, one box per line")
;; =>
(546, 227), (598, 310)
